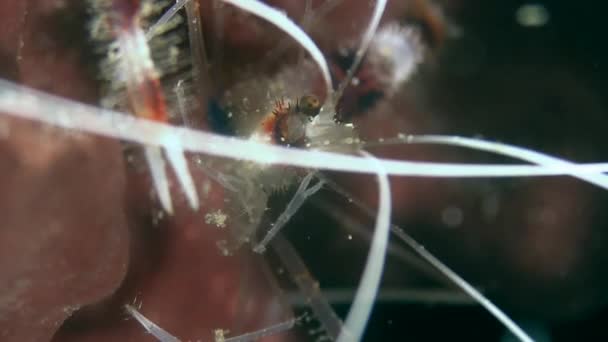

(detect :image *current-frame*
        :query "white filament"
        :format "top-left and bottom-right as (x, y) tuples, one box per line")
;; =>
(334, 0), (387, 101)
(406, 134), (608, 190)
(321, 179), (534, 342)
(124, 305), (180, 342)
(220, 0), (333, 99)
(145, 146), (174, 215)
(337, 151), (391, 342)
(368, 134), (608, 191)
(163, 137), (199, 210)
(389, 227), (534, 342)
(3, 79), (608, 179)
(223, 317), (297, 342)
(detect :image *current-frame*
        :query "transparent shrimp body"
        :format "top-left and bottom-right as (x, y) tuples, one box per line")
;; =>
(189, 3), (534, 340)
(213, 60), (359, 251)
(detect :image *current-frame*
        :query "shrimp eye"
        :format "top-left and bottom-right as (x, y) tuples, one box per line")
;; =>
(297, 95), (321, 117)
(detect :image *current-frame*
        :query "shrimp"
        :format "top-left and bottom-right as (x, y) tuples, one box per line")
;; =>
(89, 0), (199, 214)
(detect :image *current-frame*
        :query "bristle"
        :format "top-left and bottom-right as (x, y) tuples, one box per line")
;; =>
(253, 171), (323, 253)
(88, 0), (200, 213)
(367, 22), (424, 92)
(90, 0), (194, 117)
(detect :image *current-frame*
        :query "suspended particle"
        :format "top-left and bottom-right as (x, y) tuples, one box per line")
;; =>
(205, 209), (229, 229)
(516, 4), (550, 27)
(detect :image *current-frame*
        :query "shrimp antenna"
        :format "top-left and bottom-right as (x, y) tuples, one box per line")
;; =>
(337, 151), (391, 342)
(365, 134), (608, 191)
(220, 0), (334, 101)
(319, 176), (534, 342)
(333, 0), (387, 104)
(124, 304), (180, 342)
(4, 79), (608, 178)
